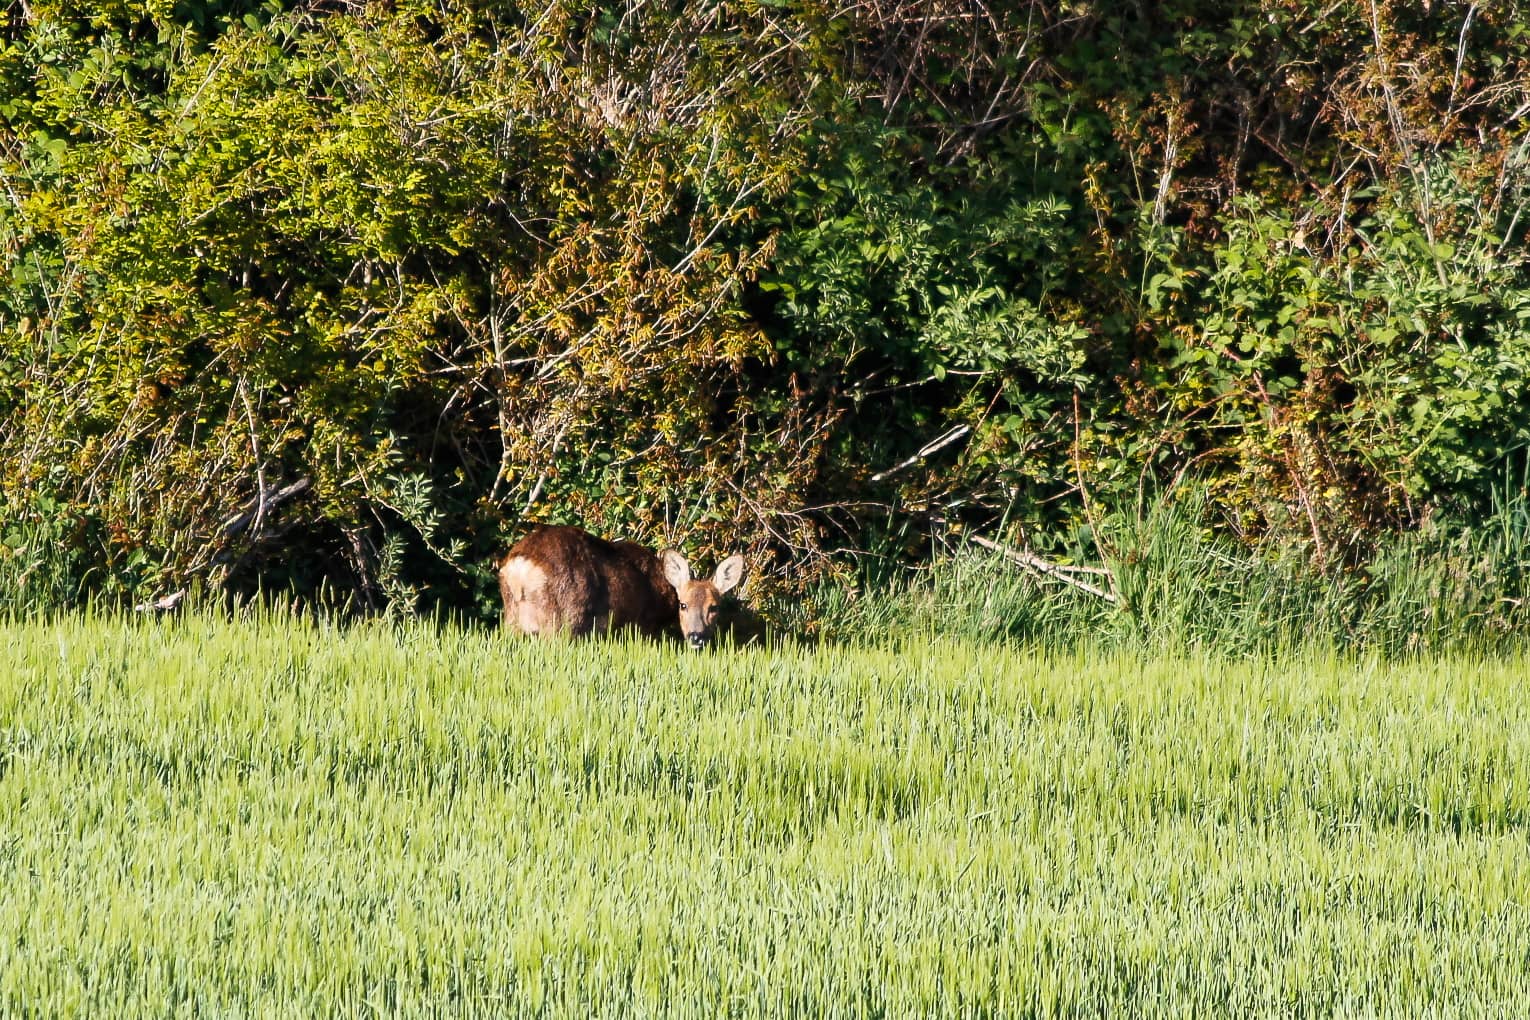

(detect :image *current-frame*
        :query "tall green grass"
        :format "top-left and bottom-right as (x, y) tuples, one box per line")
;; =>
(811, 489), (1530, 655)
(0, 494), (92, 617)
(3, 612), (1528, 1016)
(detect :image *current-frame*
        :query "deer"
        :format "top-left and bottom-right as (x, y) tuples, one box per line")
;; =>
(497, 525), (746, 649)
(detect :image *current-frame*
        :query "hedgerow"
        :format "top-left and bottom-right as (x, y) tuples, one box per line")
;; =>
(3, 0), (1527, 618)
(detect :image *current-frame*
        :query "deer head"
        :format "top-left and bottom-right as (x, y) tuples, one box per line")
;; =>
(660, 549), (745, 649)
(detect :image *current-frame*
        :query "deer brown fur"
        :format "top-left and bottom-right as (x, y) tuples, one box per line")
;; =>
(498, 525), (744, 647)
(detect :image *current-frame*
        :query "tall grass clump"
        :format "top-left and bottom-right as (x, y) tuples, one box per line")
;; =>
(2, 612), (1529, 1016)
(0, 493), (93, 616)
(813, 484), (1530, 656)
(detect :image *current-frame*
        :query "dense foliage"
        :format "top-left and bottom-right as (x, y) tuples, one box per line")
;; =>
(3, 0), (1528, 616)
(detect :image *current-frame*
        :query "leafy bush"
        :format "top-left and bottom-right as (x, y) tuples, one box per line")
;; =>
(3, 0), (1528, 622)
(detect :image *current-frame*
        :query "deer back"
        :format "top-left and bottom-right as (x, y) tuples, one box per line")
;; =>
(498, 525), (678, 638)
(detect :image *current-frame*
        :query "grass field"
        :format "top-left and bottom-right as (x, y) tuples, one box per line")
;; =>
(2, 612), (1528, 1017)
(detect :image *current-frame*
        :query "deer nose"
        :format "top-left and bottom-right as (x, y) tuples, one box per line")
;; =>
(686, 634), (707, 650)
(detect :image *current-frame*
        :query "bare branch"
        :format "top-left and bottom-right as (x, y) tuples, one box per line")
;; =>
(967, 533), (1120, 605)
(870, 425), (972, 482)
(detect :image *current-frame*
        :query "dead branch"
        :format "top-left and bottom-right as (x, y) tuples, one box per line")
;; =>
(870, 424), (972, 482)
(215, 476), (313, 549)
(967, 533), (1120, 605)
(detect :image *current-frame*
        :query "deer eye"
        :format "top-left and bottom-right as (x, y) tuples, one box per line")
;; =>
(679, 602), (688, 610)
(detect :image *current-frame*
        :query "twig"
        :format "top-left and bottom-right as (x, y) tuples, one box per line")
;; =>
(236, 378), (269, 539)
(215, 476), (313, 549)
(1072, 390), (1113, 563)
(869, 425), (972, 482)
(1446, 5), (1478, 128)
(967, 533), (1120, 605)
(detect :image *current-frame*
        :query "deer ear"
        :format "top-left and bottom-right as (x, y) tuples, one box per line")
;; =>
(660, 549), (691, 591)
(712, 554), (745, 594)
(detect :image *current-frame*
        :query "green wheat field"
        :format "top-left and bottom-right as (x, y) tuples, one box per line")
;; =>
(2, 613), (1528, 1017)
